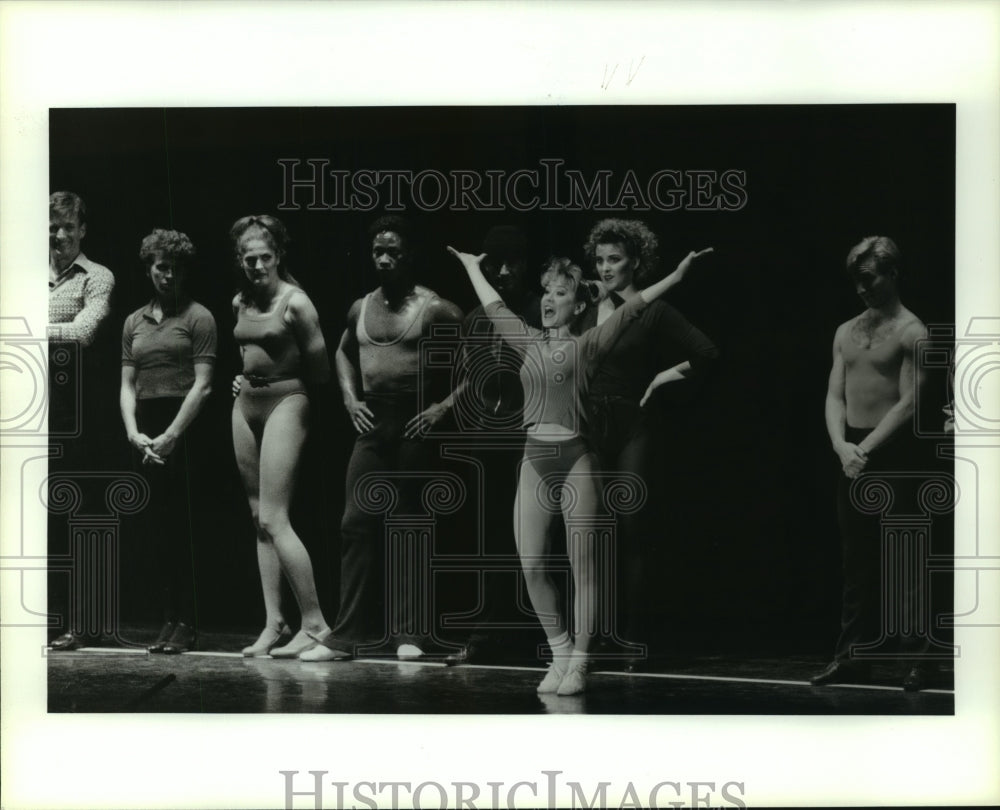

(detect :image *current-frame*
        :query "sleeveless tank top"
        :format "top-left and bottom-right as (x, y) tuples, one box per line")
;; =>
(356, 289), (435, 394)
(233, 286), (302, 379)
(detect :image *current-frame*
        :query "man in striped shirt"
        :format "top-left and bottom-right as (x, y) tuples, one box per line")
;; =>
(48, 191), (116, 651)
(48, 191), (114, 346)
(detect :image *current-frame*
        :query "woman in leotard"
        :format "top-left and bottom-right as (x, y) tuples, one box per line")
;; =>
(581, 219), (719, 669)
(230, 214), (333, 658)
(120, 228), (217, 654)
(447, 245), (710, 694)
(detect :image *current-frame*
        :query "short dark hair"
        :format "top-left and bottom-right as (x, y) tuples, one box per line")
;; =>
(846, 236), (902, 277)
(368, 214), (415, 250)
(139, 228), (196, 270)
(583, 218), (660, 287)
(50, 191), (87, 226)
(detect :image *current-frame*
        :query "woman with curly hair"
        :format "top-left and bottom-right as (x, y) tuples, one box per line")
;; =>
(230, 214), (333, 658)
(120, 228), (217, 653)
(581, 218), (719, 670)
(447, 244), (710, 694)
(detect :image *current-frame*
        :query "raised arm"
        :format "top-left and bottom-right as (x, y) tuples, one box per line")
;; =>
(447, 247), (501, 309)
(335, 299), (374, 434)
(638, 247), (713, 304)
(826, 322), (867, 478)
(856, 319), (927, 456)
(447, 246), (536, 345)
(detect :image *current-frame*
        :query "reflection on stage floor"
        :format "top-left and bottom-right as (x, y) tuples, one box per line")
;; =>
(46, 629), (954, 715)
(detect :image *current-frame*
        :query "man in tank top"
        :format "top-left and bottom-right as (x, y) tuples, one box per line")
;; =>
(303, 215), (464, 662)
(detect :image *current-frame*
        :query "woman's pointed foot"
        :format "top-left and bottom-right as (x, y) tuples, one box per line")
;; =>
(242, 622), (290, 657)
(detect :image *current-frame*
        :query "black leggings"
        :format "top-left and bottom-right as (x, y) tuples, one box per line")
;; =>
(135, 397), (200, 627)
(588, 395), (656, 646)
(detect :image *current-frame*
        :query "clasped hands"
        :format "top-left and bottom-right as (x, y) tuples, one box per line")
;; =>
(836, 442), (869, 479)
(129, 431), (174, 466)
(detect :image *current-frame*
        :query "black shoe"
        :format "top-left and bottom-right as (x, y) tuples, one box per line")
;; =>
(902, 666), (927, 692)
(49, 631), (99, 651)
(148, 622), (176, 654)
(810, 660), (872, 686)
(161, 622), (197, 654)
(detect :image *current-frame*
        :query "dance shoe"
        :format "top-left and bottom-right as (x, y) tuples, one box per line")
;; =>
(299, 637), (353, 662)
(396, 643), (424, 661)
(810, 660), (872, 686)
(161, 622), (197, 654)
(556, 666), (588, 696)
(49, 631), (100, 651)
(271, 628), (328, 659)
(536, 663), (568, 694)
(148, 622), (176, 653)
(242, 623), (291, 657)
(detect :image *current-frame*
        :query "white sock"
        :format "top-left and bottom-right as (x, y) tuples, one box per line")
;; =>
(547, 632), (573, 668)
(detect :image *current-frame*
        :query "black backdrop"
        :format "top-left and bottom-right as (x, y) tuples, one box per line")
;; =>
(49, 105), (955, 654)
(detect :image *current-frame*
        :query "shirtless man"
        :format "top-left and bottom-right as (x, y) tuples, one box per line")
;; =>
(302, 215), (464, 662)
(812, 235), (929, 689)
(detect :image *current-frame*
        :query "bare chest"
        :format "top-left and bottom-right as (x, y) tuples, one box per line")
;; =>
(843, 319), (904, 374)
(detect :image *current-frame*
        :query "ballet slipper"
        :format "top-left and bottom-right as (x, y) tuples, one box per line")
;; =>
(556, 666), (587, 696)
(536, 662), (568, 694)
(299, 642), (353, 662)
(242, 622), (291, 657)
(268, 628), (319, 659)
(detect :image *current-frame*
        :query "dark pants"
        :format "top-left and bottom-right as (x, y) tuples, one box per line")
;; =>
(134, 398), (200, 628)
(834, 426), (929, 664)
(589, 395), (658, 650)
(330, 393), (434, 652)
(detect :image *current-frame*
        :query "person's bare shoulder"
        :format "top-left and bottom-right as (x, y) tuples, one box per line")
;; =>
(834, 317), (858, 348)
(898, 309), (928, 347)
(424, 293), (464, 325)
(344, 296), (364, 326)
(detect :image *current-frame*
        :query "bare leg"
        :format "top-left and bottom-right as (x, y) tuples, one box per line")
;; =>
(256, 394), (330, 651)
(232, 401), (286, 654)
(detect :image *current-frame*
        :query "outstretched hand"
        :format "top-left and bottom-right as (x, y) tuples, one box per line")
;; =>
(674, 247), (714, 280)
(447, 246), (487, 274)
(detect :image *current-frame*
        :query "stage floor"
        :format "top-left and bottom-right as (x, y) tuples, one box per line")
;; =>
(46, 629), (954, 715)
